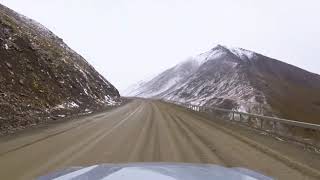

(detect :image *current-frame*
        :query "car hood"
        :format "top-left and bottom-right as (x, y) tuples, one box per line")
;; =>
(37, 163), (274, 180)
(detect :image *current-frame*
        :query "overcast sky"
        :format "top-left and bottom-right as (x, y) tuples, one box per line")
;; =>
(1, 0), (319, 93)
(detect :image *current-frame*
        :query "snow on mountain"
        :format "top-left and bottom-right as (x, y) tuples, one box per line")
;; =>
(125, 45), (320, 124)
(125, 58), (200, 98)
(228, 47), (256, 60)
(121, 73), (158, 96)
(0, 4), (121, 134)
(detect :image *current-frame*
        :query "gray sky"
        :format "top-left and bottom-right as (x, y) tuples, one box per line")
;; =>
(1, 0), (320, 93)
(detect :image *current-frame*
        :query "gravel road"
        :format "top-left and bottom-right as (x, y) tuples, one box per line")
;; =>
(0, 99), (319, 180)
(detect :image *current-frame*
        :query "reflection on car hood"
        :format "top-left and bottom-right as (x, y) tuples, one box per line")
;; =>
(37, 163), (274, 180)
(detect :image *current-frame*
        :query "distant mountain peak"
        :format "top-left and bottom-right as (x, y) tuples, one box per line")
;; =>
(194, 46), (228, 64)
(193, 44), (257, 66)
(125, 45), (320, 124)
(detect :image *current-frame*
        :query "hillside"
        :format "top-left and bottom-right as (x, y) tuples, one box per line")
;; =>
(0, 4), (120, 134)
(125, 45), (320, 124)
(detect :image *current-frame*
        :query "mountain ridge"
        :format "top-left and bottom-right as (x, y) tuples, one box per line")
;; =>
(125, 44), (320, 124)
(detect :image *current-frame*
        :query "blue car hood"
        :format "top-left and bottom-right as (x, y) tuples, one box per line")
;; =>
(37, 163), (274, 180)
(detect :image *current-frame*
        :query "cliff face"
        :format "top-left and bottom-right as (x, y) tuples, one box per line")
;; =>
(125, 45), (320, 124)
(0, 4), (121, 134)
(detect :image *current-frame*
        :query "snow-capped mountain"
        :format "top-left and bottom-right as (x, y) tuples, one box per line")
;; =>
(0, 4), (121, 134)
(125, 45), (320, 124)
(125, 58), (200, 98)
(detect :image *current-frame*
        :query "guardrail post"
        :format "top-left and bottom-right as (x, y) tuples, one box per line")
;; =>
(239, 114), (242, 122)
(273, 121), (277, 135)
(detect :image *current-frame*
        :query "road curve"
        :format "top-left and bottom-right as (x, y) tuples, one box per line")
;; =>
(0, 99), (319, 180)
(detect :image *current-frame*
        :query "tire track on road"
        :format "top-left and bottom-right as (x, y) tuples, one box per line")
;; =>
(127, 102), (155, 161)
(170, 103), (319, 179)
(151, 102), (183, 162)
(167, 109), (227, 165)
(0, 102), (137, 157)
(19, 104), (144, 180)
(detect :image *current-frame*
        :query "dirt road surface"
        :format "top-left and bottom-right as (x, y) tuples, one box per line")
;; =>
(0, 99), (319, 179)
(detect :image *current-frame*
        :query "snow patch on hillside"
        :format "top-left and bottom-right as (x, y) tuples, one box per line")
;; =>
(54, 101), (79, 109)
(104, 95), (119, 106)
(122, 73), (159, 96)
(229, 47), (255, 60)
(194, 48), (227, 65)
(143, 76), (182, 98)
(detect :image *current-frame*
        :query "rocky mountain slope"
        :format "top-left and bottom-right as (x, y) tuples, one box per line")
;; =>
(0, 4), (121, 134)
(125, 45), (320, 124)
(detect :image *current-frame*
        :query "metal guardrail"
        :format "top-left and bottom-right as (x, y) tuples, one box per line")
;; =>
(167, 100), (320, 150)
